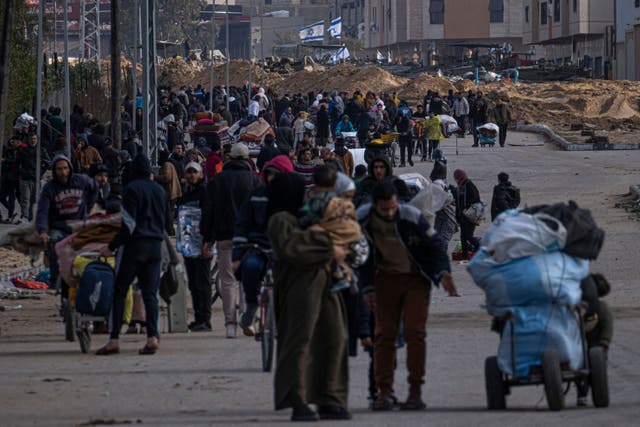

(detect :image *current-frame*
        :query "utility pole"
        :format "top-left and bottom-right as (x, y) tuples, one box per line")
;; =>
(209, 7), (215, 110)
(0, 0), (15, 180)
(132, 0), (139, 140)
(36, 0), (45, 195)
(260, 6), (264, 89)
(111, 0), (122, 149)
(225, 0), (230, 111)
(63, 0), (71, 157)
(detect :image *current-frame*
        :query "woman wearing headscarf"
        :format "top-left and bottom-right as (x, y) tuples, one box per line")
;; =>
(453, 169), (480, 260)
(267, 172), (352, 422)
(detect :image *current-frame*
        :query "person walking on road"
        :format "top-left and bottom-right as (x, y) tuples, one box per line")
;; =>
(179, 162), (212, 332)
(492, 98), (512, 147)
(471, 92), (489, 147)
(358, 181), (457, 411)
(16, 133), (40, 223)
(96, 154), (166, 356)
(268, 172), (353, 422)
(202, 143), (262, 338)
(490, 172), (520, 221)
(453, 169), (481, 260)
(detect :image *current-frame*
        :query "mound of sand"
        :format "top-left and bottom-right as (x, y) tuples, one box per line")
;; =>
(398, 72), (455, 104)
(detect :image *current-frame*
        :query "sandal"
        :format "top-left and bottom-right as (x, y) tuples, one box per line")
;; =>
(371, 395), (395, 411)
(95, 346), (119, 356)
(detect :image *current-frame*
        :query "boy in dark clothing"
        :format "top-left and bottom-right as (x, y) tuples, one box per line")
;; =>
(490, 172), (520, 221)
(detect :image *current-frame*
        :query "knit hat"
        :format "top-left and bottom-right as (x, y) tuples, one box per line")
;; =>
(498, 172), (509, 183)
(453, 169), (468, 187)
(230, 143), (250, 159)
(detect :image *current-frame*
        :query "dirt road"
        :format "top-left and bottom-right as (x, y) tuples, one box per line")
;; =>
(1, 132), (639, 426)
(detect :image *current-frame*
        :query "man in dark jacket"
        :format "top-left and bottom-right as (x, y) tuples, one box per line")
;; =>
(202, 143), (262, 338)
(394, 113), (412, 167)
(179, 161), (212, 332)
(492, 98), (513, 147)
(97, 154), (166, 356)
(169, 142), (187, 185)
(358, 181), (457, 411)
(453, 169), (481, 259)
(233, 155), (293, 336)
(274, 119), (294, 151)
(256, 134), (280, 171)
(491, 172), (520, 221)
(1, 137), (21, 223)
(36, 154), (97, 302)
(353, 155), (395, 207)
(16, 134), (39, 223)
(471, 91), (489, 147)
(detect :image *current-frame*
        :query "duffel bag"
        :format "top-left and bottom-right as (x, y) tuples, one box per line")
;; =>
(76, 260), (115, 316)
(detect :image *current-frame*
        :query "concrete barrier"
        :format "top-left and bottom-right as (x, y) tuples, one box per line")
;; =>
(515, 124), (640, 151)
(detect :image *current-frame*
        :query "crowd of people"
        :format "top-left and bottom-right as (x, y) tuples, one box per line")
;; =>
(0, 82), (525, 421)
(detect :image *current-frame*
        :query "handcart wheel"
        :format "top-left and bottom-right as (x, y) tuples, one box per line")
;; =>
(484, 356), (507, 409)
(261, 292), (276, 373)
(588, 346), (609, 407)
(542, 350), (565, 411)
(77, 329), (91, 354)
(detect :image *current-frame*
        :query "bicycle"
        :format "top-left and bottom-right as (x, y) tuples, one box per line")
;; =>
(236, 243), (277, 372)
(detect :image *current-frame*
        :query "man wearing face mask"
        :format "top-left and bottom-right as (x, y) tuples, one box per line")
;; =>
(357, 181), (457, 412)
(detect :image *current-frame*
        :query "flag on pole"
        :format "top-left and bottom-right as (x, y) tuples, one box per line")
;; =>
(328, 17), (342, 39)
(299, 21), (325, 43)
(376, 50), (384, 63)
(330, 45), (350, 63)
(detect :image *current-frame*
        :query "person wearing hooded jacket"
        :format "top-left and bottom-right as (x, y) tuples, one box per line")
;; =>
(202, 143), (263, 338)
(353, 155), (396, 207)
(334, 115), (356, 136)
(36, 154), (98, 303)
(453, 169), (481, 260)
(233, 155), (294, 336)
(97, 154), (166, 356)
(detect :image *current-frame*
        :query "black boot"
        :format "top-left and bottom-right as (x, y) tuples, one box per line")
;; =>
(291, 405), (319, 422)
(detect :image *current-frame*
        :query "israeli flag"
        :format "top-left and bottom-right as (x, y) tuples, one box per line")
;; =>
(330, 46), (350, 63)
(329, 17), (342, 39)
(300, 21), (325, 43)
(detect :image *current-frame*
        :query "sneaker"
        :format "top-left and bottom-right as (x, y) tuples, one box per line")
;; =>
(317, 405), (352, 420)
(399, 163), (406, 168)
(291, 405), (319, 422)
(577, 396), (588, 407)
(225, 324), (237, 338)
(408, 159), (414, 167)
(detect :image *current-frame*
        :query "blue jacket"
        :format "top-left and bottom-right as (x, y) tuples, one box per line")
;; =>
(357, 203), (451, 293)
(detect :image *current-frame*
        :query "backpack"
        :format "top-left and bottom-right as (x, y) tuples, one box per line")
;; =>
(505, 186), (521, 209)
(76, 260), (115, 316)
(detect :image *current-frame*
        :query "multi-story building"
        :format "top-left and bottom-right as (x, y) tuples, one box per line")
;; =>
(364, 0), (524, 65)
(614, 0), (640, 80)
(522, 0), (614, 78)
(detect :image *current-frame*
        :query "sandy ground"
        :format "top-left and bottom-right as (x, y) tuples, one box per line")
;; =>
(1, 132), (640, 426)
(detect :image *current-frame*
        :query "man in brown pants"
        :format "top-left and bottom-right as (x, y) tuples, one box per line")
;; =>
(357, 181), (457, 410)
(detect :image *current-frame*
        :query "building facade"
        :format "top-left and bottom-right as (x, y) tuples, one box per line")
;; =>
(614, 0), (640, 80)
(363, 0), (524, 65)
(522, 0), (614, 78)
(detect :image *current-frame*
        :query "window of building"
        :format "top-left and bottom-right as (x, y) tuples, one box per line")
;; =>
(525, 5), (529, 23)
(636, 0), (640, 7)
(554, 0), (561, 22)
(489, 0), (504, 23)
(430, 0), (444, 25)
(573, 0), (578, 12)
(541, 2), (548, 25)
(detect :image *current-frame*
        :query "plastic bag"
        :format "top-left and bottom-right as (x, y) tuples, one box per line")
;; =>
(467, 249), (587, 315)
(482, 210), (567, 263)
(463, 201), (487, 224)
(177, 206), (203, 258)
(410, 183), (453, 224)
